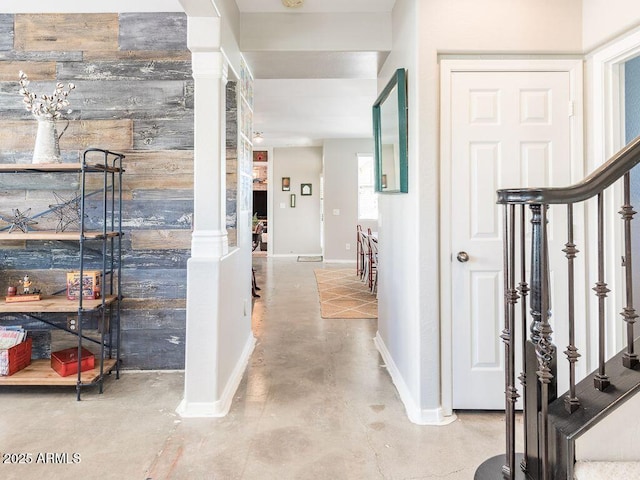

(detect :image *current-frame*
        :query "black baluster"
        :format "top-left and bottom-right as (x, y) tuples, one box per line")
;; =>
(594, 193), (611, 390)
(621, 173), (639, 369)
(501, 204), (520, 479)
(518, 204), (529, 472)
(563, 204), (581, 412)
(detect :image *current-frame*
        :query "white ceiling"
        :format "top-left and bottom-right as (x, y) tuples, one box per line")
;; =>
(235, 0), (395, 14)
(234, 0), (394, 147)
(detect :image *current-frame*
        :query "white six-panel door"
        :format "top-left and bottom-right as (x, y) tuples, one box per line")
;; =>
(446, 68), (580, 409)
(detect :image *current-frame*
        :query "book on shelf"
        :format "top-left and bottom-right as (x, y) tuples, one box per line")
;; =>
(0, 326), (29, 375)
(0, 326), (27, 349)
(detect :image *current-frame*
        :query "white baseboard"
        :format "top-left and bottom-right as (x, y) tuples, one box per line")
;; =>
(271, 253), (323, 258)
(323, 259), (357, 264)
(176, 334), (256, 418)
(374, 333), (457, 426)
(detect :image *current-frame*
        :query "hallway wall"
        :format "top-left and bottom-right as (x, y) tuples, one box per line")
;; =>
(375, 0), (584, 423)
(374, 0), (423, 423)
(271, 147), (322, 256)
(322, 138), (375, 263)
(583, 0), (640, 51)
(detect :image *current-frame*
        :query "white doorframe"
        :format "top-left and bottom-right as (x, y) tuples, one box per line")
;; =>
(439, 58), (584, 414)
(587, 26), (640, 366)
(266, 147), (274, 257)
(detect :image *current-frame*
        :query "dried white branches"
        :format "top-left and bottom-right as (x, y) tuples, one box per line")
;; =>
(18, 71), (75, 119)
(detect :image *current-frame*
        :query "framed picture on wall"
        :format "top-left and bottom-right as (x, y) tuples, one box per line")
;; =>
(253, 150), (268, 162)
(301, 183), (312, 196)
(282, 177), (290, 191)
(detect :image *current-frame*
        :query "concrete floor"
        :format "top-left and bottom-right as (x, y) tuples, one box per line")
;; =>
(0, 257), (508, 480)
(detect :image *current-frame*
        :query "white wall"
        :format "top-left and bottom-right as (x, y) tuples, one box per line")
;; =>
(217, 249), (254, 406)
(374, 0), (584, 424)
(322, 139), (374, 262)
(421, 0), (582, 417)
(272, 147), (323, 256)
(583, 0), (640, 52)
(424, 0), (582, 52)
(374, 0), (424, 423)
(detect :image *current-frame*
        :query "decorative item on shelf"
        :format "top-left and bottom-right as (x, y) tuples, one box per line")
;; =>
(51, 347), (95, 377)
(6, 274), (42, 303)
(282, 177), (291, 191)
(66, 270), (101, 300)
(3, 208), (38, 233)
(290, 194), (296, 208)
(48, 191), (82, 232)
(20, 274), (32, 294)
(18, 71), (75, 164)
(6, 294), (41, 303)
(301, 183), (312, 196)
(0, 337), (32, 376)
(0, 326), (27, 349)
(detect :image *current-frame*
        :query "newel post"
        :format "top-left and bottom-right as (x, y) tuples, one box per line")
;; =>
(525, 204), (557, 480)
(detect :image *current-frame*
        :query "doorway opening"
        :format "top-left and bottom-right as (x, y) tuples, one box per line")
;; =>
(252, 151), (269, 256)
(624, 55), (640, 314)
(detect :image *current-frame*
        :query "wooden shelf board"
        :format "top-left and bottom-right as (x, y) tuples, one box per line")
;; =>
(0, 231), (121, 241)
(0, 358), (117, 386)
(0, 163), (122, 173)
(0, 295), (117, 313)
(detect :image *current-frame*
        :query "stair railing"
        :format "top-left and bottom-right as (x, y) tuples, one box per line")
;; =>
(475, 135), (640, 480)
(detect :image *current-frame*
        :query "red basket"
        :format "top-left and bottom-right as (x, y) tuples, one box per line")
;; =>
(1, 337), (32, 376)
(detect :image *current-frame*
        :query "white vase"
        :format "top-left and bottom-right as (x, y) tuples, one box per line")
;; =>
(32, 117), (62, 164)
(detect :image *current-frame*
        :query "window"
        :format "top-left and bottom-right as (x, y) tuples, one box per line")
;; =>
(358, 154), (378, 220)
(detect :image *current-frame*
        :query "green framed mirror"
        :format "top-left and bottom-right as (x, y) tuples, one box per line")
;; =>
(373, 68), (408, 193)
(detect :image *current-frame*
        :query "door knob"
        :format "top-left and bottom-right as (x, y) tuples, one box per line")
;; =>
(457, 251), (470, 263)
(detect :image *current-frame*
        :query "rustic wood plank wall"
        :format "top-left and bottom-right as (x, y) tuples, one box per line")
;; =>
(0, 13), (193, 369)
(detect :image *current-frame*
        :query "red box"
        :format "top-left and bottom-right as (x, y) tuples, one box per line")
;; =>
(0, 337), (32, 376)
(51, 347), (95, 377)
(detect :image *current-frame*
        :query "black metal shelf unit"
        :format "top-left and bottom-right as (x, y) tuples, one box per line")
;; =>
(0, 148), (124, 400)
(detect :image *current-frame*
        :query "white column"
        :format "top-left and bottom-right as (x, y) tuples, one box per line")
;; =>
(178, 15), (229, 416)
(190, 50), (229, 257)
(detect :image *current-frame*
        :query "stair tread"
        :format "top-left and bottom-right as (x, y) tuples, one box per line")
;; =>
(574, 461), (640, 479)
(549, 338), (640, 439)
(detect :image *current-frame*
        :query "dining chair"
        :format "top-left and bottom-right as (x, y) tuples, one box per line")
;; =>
(368, 235), (378, 294)
(252, 222), (264, 251)
(356, 225), (365, 278)
(360, 230), (371, 285)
